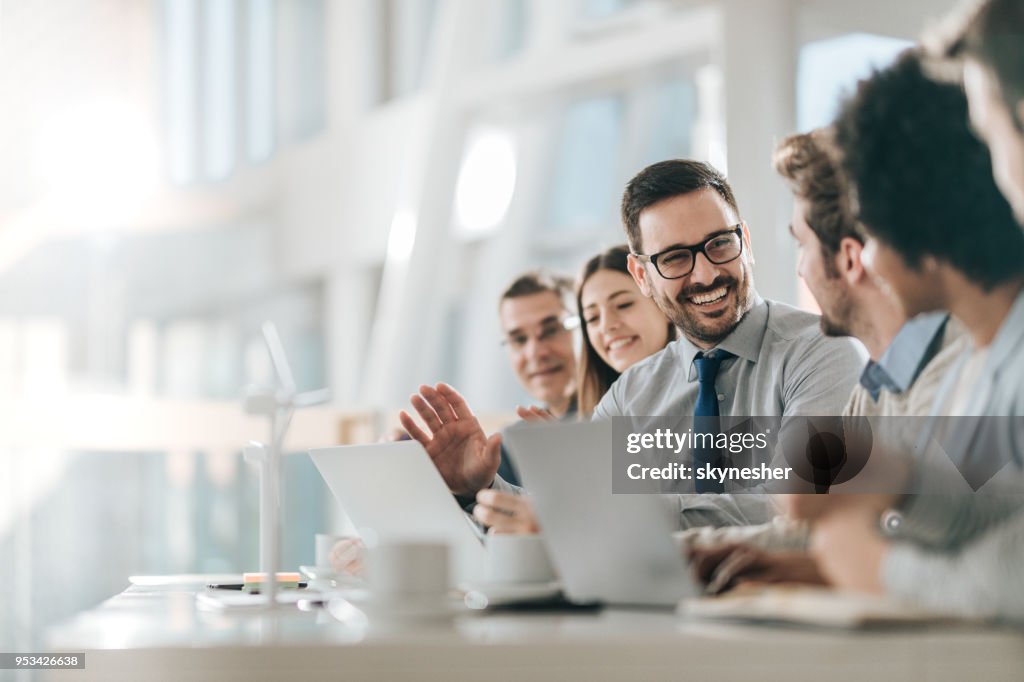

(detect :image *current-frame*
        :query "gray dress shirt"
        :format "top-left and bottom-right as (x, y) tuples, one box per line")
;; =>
(593, 296), (865, 528)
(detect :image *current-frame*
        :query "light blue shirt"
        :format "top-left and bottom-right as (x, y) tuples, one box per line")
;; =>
(859, 313), (949, 402)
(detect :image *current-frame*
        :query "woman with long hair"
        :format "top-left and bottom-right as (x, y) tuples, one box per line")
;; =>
(575, 244), (676, 417)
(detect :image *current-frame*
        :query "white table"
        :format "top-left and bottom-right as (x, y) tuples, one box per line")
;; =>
(44, 576), (1024, 682)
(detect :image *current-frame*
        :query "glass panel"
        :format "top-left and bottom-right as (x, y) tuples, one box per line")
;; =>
(247, 0), (275, 162)
(162, 0), (199, 184)
(280, 0), (327, 142)
(637, 75), (697, 168)
(0, 448), (330, 648)
(581, 0), (639, 20)
(547, 95), (624, 233)
(495, 0), (528, 61)
(797, 33), (913, 131)
(203, 0), (237, 180)
(375, 0), (440, 102)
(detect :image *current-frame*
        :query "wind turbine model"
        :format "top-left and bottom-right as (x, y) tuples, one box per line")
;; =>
(242, 321), (330, 607)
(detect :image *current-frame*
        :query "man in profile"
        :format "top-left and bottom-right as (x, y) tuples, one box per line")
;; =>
(773, 129), (963, 419)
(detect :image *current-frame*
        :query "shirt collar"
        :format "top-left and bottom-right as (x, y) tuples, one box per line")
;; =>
(858, 361), (898, 403)
(985, 286), (1024, 372)
(679, 294), (767, 382)
(860, 312), (949, 401)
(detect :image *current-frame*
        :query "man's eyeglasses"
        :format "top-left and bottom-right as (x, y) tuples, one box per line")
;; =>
(632, 224), (744, 280)
(501, 315), (579, 350)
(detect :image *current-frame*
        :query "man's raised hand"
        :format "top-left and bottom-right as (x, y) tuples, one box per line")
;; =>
(399, 383), (502, 496)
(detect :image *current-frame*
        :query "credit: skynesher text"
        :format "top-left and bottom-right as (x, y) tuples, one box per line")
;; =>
(626, 462), (793, 483)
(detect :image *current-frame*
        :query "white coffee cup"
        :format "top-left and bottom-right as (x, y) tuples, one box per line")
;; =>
(365, 540), (450, 603)
(484, 534), (557, 584)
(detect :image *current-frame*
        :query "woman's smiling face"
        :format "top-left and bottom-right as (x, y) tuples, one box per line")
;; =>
(581, 268), (671, 373)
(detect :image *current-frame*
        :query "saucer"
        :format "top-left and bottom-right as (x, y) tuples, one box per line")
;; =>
(299, 565), (338, 581)
(299, 565), (365, 590)
(327, 593), (465, 629)
(459, 580), (562, 607)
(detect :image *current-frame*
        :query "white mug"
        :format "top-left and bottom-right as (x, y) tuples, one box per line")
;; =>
(485, 534), (557, 584)
(365, 540), (450, 603)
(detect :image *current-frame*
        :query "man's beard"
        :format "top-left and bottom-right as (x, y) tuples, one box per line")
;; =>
(819, 311), (852, 337)
(817, 278), (854, 338)
(654, 270), (754, 346)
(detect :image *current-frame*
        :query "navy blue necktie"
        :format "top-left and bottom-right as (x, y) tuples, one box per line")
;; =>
(693, 350), (732, 493)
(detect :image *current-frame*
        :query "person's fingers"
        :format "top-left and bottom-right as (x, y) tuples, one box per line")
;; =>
(437, 383), (474, 421)
(421, 385), (458, 424)
(484, 432), (503, 467)
(475, 489), (501, 507)
(475, 489), (535, 531)
(689, 543), (742, 582)
(704, 548), (757, 595)
(473, 503), (499, 527)
(516, 405), (555, 422)
(410, 393), (444, 432)
(490, 519), (533, 534)
(477, 490), (521, 512)
(473, 504), (531, 534)
(399, 410), (431, 446)
(329, 539), (365, 574)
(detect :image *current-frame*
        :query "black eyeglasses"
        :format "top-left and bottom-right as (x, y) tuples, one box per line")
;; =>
(632, 225), (744, 280)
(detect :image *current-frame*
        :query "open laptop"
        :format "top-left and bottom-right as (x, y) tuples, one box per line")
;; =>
(503, 419), (698, 607)
(308, 441), (487, 584)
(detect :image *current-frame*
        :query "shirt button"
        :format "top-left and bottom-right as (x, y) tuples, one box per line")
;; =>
(717, 394), (725, 401)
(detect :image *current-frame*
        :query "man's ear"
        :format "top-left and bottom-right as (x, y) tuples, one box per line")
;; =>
(627, 253), (653, 297)
(741, 221), (755, 266)
(837, 237), (866, 286)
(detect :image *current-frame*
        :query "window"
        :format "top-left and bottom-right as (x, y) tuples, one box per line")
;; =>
(202, 0), (237, 181)
(371, 0), (441, 103)
(278, 0), (327, 143)
(797, 33), (913, 131)
(246, 0), (275, 162)
(494, 0), (528, 61)
(162, 0), (199, 184)
(580, 0), (641, 20)
(160, 0), (327, 181)
(546, 95), (625, 235)
(635, 74), (698, 169)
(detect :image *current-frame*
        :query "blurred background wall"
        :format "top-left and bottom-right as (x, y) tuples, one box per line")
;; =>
(0, 0), (946, 650)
